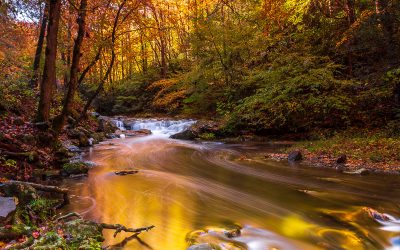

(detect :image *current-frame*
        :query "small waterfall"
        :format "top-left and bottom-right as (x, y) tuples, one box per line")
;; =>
(113, 120), (126, 131)
(128, 119), (196, 136)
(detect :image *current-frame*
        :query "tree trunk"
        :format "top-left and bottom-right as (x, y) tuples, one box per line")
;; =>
(344, 0), (356, 75)
(30, 1), (49, 88)
(54, 0), (88, 133)
(37, 0), (62, 122)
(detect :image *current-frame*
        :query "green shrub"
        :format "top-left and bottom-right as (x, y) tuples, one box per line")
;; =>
(229, 53), (355, 133)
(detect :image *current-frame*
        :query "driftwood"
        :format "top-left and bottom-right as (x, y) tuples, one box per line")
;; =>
(114, 170), (139, 176)
(4, 180), (69, 206)
(101, 223), (155, 237)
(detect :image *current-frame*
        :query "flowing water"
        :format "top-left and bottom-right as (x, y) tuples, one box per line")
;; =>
(63, 119), (400, 250)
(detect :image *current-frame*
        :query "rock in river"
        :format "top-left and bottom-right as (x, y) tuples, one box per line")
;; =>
(288, 151), (302, 162)
(344, 168), (370, 175)
(115, 170), (139, 176)
(187, 243), (214, 250)
(170, 129), (197, 140)
(336, 154), (347, 164)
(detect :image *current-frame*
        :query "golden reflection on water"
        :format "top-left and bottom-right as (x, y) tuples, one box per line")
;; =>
(64, 136), (400, 250)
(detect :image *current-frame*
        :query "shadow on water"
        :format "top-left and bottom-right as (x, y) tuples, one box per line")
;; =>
(63, 119), (400, 250)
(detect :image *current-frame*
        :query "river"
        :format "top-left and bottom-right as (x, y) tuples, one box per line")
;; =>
(63, 119), (400, 250)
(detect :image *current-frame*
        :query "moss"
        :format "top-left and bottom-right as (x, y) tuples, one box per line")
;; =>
(30, 232), (67, 249)
(29, 198), (58, 221)
(199, 133), (216, 140)
(63, 219), (104, 249)
(62, 162), (89, 175)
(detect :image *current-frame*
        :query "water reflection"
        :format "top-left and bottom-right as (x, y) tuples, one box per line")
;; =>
(63, 134), (400, 249)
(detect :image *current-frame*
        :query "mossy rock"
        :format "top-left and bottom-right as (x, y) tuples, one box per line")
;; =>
(63, 219), (104, 249)
(62, 162), (89, 176)
(30, 232), (67, 249)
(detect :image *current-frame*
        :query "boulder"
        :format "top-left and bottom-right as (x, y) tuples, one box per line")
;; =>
(97, 119), (117, 134)
(0, 197), (17, 225)
(288, 151), (302, 162)
(336, 154), (347, 164)
(170, 129), (197, 140)
(170, 120), (223, 140)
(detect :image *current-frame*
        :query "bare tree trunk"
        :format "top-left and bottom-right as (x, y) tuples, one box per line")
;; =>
(30, 1), (49, 88)
(77, 46), (102, 86)
(54, 0), (88, 133)
(37, 0), (62, 122)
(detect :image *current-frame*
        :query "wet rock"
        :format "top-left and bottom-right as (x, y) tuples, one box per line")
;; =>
(187, 243), (214, 250)
(83, 161), (97, 167)
(125, 129), (152, 137)
(66, 145), (81, 153)
(61, 162), (90, 176)
(90, 132), (105, 144)
(0, 197), (17, 224)
(335, 165), (346, 172)
(288, 151), (302, 162)
(98, 118), (118, 134)
(68, 174), (88, 179)
(344, 168), (370, 175)
(105, 133), (118, 139)
(91, 112), (100, 118)
(224, 228), (241, 238)
(115, 170), (139, 176)
(336, 154), (347, 164)
(88, 137), (94, 146)
(170, 129), (197, 140)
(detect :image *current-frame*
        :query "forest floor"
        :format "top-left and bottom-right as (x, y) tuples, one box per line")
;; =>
(264, 129), (400, 174)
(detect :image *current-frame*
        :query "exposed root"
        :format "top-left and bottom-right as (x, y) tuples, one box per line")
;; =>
(55, 212), (82, 222)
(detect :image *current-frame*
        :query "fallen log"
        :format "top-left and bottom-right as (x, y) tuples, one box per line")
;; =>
(100, 223), (155, 237)
(3, 180), (69, 206)
(0, 150), (38, 162)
